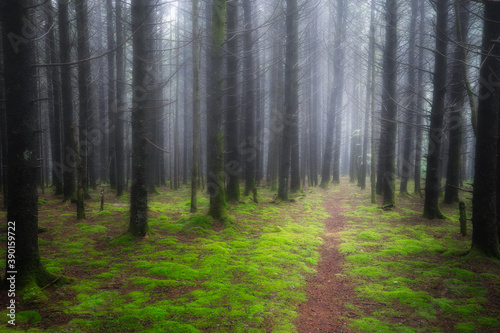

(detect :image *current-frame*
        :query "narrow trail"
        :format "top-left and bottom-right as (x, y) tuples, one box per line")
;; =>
(295, 190), (353, 333)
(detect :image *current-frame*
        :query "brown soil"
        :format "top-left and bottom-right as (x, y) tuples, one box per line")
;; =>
(295, 190), (354, 333)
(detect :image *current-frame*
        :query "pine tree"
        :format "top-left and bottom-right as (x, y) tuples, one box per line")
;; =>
(470, 0), (500, 258)
(129, 0), (150, 237)
(423, 0), (449, 219)
(1, 0), (59, 289)
(207, 0), (228, 219)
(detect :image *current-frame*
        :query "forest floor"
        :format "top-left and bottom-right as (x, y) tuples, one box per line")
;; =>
(0, 179), (499, 332)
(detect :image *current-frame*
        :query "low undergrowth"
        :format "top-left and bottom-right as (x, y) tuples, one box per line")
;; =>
(0, 185), (329, 332)
(338, 181), (500, 333)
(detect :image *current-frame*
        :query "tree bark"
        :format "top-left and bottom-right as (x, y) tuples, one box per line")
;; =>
(44, 2), (63, 196)
(368, 0), (377, 203)
(267, 20), (284, 191)
(1, 0), (57, 289)
(243, 0), (257, 201)
(309, 18), (320, 187)
(377, 0), (398, 206)
(75, 0), (93, 199)
(331, 1), (346, 185)
(278, 0), (299, 200)
(471, 1), (500, 258)
(288, 0), (301, 193)
(399, 0), (418, 195)
(207, 0), (227, 219)
(58, 0), (76, 202)
(0, 28), (6, 208)
(321, 0), (345, 188)
(129, 0), (150, 237)
(191, 0), (201, 212)
(225, 0), (240, 202)
(114, 0), (125, 197)
(423, 0), (449, 219)
(443, 0), (469, 204)
(414, 0), (425, 196)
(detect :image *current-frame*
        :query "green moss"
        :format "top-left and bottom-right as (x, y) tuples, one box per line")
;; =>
(476, 316), (499, 327)
(67, 319), (104, 332)
(153, 321), (201, 332)
(97, 210), (113, 216)
(147, 262), (201, 280)
(110, 235), (134, 246)
(70, 280), (101, 293)
(67, 291), (124, 315)
(450, 268), (476, 280)
(450, 304), (483, 316)
(85, 259), (111, 268)
(454, 322), (477, 332)
(352, 266), (390, 278)
(358, 284), (432, 308)
(45, 264), (62, 275)
(350, 317), (398, 332)
(109, 315), (144, 332)
(339, 243), (358, 254)
(29, 185), (351, 331)
(129, 276), (191, 291)
(62, 239), (94, 255)
(80, 225), (108, 234)
(17, 310), (42, 324)
(417, 309), (437, 320)
(358, 230), (383, 240)
(345, 253), (373, 263)
(94, 272), (115, 279)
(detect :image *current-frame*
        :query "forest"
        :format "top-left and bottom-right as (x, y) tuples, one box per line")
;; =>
(0, 0), (499, 332)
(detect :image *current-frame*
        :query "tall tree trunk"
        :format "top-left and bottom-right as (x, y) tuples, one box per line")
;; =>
(207, 0), (227, 219)
(267, 22), (284, 191)
(183, 46), (190, 187)
(225, 0), (240, 202)
(114, 0), (125, 197)
(147, 12), (160, 194)
(278, 0), (299, 200)
(173, 19), (181, 191)
(377, 0), (398, 206)
(288, 0), (301, 193)
(191, 0), (200, 212)
(59, 0), (77, 202)
(129, 0), (150, 237)
(321, 0), (345, 188)
(255, 48), (264, 187)
(243, 0), (257, 201)
(0, 28), (6, 208)
(471, 1), (500, 258)
(423, 0), (449, 219)
(331, 0), (346, 185)
(309, 19), (320, 187)
(399, 0), (418, 195)
(369, 0), (377, 203)
(45, 2), (63, 195)
(106, 0), (116, 191)
(414, 0), (425, 195)
(360, 40), (371, 190)
(1, 0), (58, 289)
(443, 0), (469, 204)
(76, 0), (92, 200)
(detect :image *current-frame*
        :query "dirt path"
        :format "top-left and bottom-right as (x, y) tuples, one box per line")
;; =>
(295, 191), (353, 333)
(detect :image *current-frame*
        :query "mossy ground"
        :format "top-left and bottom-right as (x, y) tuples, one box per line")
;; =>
(338, 181), (499, 333)
(0, 185), (328, 332)
(0, 180), (498, 332)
